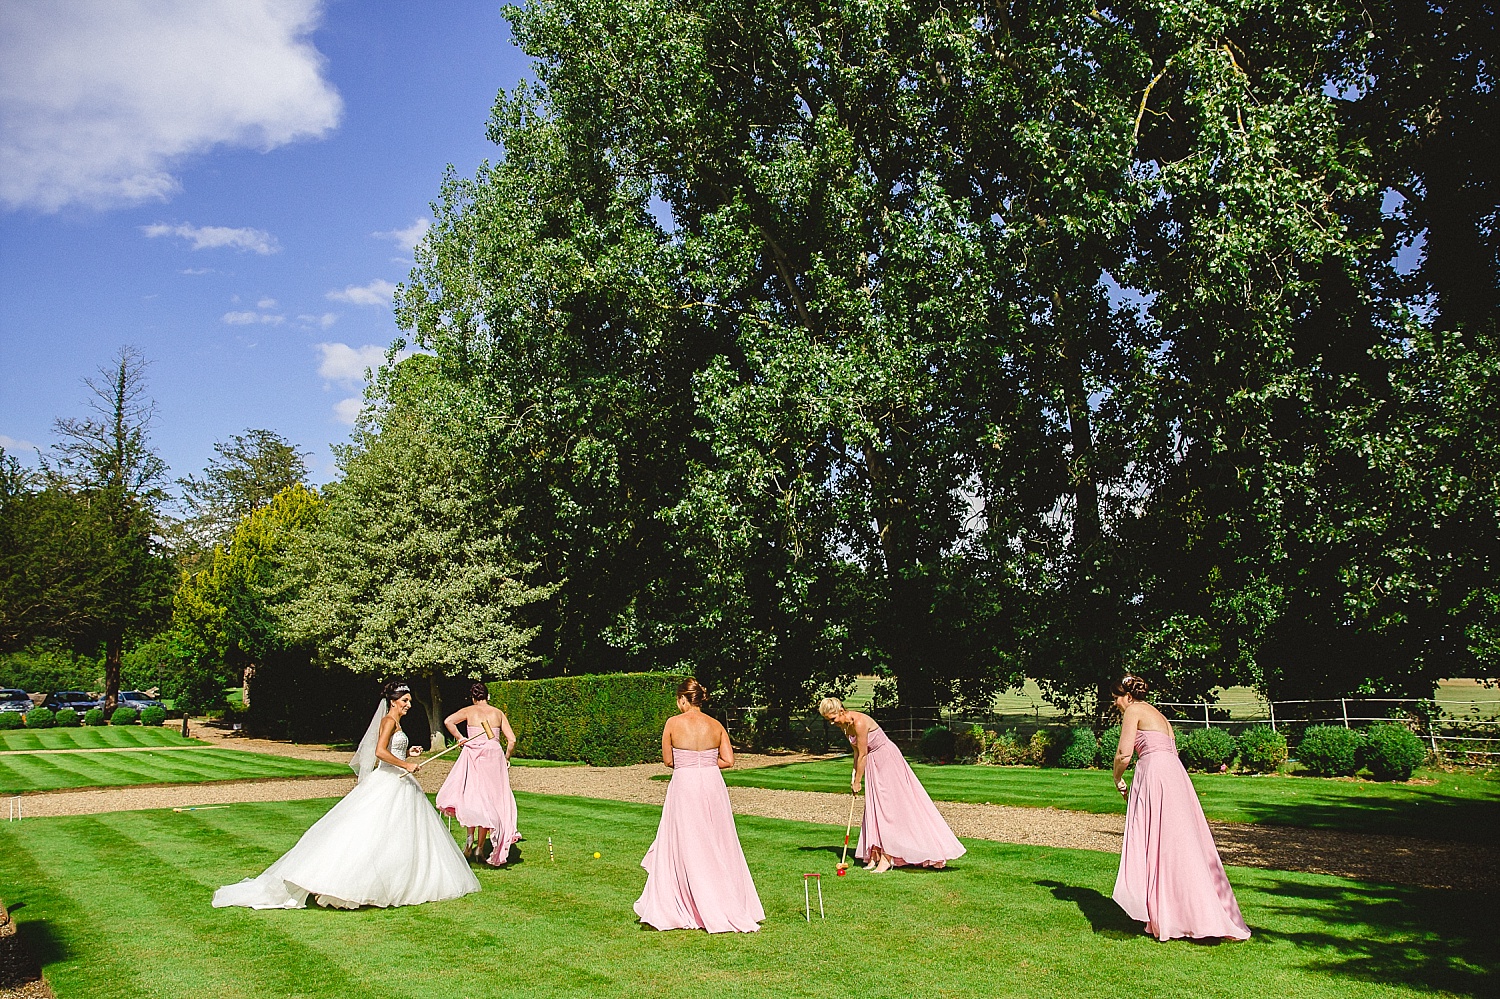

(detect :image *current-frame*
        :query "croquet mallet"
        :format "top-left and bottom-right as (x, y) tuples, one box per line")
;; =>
(836, 791), (858, 875)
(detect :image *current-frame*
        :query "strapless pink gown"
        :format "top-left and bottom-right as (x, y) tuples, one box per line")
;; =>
(435, 722), (519, 866)
(633, 747), (764, 933)
(1113, 730), (1251, 941)
(853, 728), (966, 867)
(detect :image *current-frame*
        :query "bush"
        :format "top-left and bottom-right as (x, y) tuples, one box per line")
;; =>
(23, 707), (54, 729)
(1096, 725), (1123, 767)
(1177, 726), (1237, 771)
(0, 711), (21, 730)
(53, 707), (79, 728)
(976, 729), (1031, 765)
(1361, 723), (1427, 781)
(1296, 725), (1364, 776)
(84, 707), (107, 727)
(1237, 725), (1288, 773)
(1056, 727), (1098, 769)
(490, 673), (685, 766)
(110, 706), (139, 726)
(139, 706), (167, 728)
(951, 725), (985, 763)
(1029, 729), (1062, 766)
(918, 725), (958, 762)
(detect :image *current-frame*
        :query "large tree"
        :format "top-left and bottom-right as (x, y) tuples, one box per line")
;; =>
(175, 429), (310, 555)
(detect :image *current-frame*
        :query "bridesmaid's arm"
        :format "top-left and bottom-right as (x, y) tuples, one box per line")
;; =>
(851, 716), (870, 792)
(499, 711), (517, 760)
(1112, 707), (1140, 792)
(717, 724), (734, 769)
(661, 718), (675, 768)
(374, 716), (417, 773)
(443, 706), (469, 745)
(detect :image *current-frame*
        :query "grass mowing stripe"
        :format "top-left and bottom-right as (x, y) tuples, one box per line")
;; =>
(0, 727), (207, 752)
(0, 746), (348, 794)
(4, 794), (1492, 999)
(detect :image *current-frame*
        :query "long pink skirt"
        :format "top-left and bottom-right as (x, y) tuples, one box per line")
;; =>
(634, 748), (764, 933)
(435, 732), (519, 866)
(1113, 731), (1250, 941)
(854, 728), (966, 867)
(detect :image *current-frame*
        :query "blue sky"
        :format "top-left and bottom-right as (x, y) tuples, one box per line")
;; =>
(0, 1), (532, 484)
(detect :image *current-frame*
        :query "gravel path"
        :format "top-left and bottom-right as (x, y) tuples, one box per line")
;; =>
(10, 746), (1493, 893)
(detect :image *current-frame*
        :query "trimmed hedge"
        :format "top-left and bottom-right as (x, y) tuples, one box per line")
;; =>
(84, 707), (107, 727)
(140, 706), (167, 728)
(1237, 725), (1288, 773)
(0, 711), (21, 730)
(1096, 725), (1123, 768)
(1056, 727), (1098, 769)
(53, 707), (79, 728)
(489, 673), (685, 766)
(1361, 723), (1427, 781)
(919, 726), (958, 762)
(24, 707), (54, 729)
(1177, 726), (1237, 771)
(110, 706), (139, 726)
(1297, 725), (1363, 776)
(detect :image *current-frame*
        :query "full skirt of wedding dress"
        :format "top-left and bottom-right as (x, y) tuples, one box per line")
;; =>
(213, 763), (481, 909)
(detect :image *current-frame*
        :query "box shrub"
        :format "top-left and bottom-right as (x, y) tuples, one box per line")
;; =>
(1056, 727), (1098, 769)
(83, 707), (107, 727)
(110, 706), (139, 726)
(1096, 724), (1123, 767)
(1029, 729), (1062, 766)
(951, 725), (986, 763)
(489, 673), (684, 766)
(0, 711), (21, 730)
(53, 707), (79, 728)
(23, 707), (54, 729)
(976, 729), (1031, 765)
(1177, 726), (1237, 771)
(918, 725), (958, 762)
(1360, 723), (1427, 781)
(1296, 725), (1364, 776)
(1237, 725), (1288, 773)
(140, 706), (167, 728)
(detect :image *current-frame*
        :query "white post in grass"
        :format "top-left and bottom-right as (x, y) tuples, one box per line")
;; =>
(1341, 698), (1350, 729)
(1268, 699), (1277, 734)
(1203, 703), (1211, 729)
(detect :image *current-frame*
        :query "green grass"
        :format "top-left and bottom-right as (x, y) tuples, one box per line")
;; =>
(0, 726), (205, 752)
(718, 758), (1500, 845)
(0, 737), (350, 796)
(0, 793), (1490, 999)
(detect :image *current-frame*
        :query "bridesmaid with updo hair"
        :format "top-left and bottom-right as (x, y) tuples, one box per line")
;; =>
(1110, 673), (1250, 941)
(633, 678), (764, 933)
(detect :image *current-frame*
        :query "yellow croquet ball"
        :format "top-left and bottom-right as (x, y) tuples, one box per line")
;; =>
(593, 852), (601, 859)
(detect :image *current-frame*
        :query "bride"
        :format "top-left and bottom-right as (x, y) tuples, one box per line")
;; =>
(213, 681), (480, 909)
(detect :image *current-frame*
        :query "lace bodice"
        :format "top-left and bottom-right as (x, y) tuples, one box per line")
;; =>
(388, 729), (410, 760)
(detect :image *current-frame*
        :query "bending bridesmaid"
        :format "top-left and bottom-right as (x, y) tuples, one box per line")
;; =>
(634, 678), (764, 933)
(819, 697), (965, 872)
(436, 681), (520, 866)
(1110, 674), (1251, 941)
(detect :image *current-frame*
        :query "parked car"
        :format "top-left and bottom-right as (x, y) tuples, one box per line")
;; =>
(0, 689), (31, 713)
(42, 691), (99, 713)
(117, 691), (163, 712)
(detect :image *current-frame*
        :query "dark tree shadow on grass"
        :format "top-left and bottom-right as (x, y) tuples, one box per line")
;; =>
(0, 917), (66, 989)
(1035, 880), (1140, 938)
(1219, 787), (1500, 845)
(1249, 878), (1497, 997)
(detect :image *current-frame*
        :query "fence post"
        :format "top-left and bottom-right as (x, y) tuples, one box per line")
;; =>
(1341, 698), (1349, 729)
(1268, 699), (1276, 734)
(1203, 702), (1211, 729)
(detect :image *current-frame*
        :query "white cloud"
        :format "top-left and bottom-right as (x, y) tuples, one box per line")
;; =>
(315, 342), (386, 387)
(142, 222), (279, 254)
(332, 397), (364, 425)
(326, 279), (397, 306)
(0, 433), (38, 453)
(179, 267), (215, 275)
(1, 1), (342, 213)
(222, 310), (284, 325)
(297, 312), (338, 329)
(373, 218), (430, 253)
(257, 297), (277, 309)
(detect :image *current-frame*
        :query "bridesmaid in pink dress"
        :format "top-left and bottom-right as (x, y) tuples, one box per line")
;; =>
(1110, 674), (1250, 941)
(436, 681), (520, 866)
(634, 678), (764, 933)
(819, 697), (965, 872)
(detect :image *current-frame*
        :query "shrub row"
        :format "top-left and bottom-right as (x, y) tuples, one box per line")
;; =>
(489, 673), (685, 766)
(9, 705), (171, 729)
(1297, 723), (1427, 780)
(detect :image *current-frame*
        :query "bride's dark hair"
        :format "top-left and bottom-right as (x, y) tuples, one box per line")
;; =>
(381, 679), (411, 702)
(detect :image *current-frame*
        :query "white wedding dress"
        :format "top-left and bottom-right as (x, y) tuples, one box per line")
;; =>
(214, 713), (480, 910)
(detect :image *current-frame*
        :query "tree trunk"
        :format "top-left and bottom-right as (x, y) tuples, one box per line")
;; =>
(103, 632), (122, 710)
(425, 671), (445, 751)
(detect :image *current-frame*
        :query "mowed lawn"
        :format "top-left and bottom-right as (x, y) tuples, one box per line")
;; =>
(719, 759), (1500, 844)
(1, 793), (1493, 999)
(0, 727), (350, 795)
